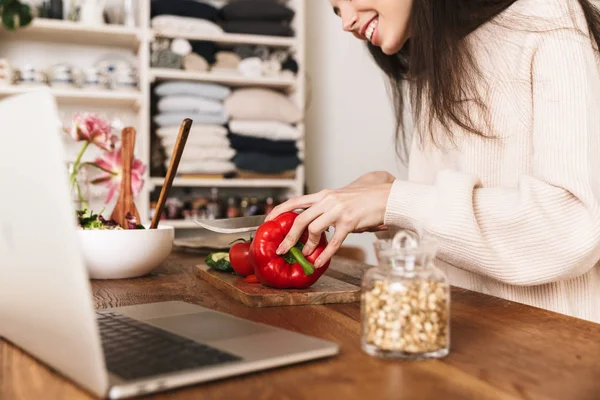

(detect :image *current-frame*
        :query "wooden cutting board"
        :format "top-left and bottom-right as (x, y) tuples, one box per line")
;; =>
(194, 263), (361, 307)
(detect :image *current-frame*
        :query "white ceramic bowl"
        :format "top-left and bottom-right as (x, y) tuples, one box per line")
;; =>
(77, 225), (174, 280)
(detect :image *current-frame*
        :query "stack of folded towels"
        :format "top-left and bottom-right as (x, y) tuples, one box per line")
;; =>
(218, 0), (296, 37)
(225, 88), (303, 178)
(153, 80), (236, 176)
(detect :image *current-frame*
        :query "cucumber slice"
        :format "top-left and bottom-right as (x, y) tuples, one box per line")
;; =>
(206, 252), (233, 272)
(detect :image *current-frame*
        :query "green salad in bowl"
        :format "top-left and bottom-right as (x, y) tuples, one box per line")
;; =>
(76, 209), (145, 230)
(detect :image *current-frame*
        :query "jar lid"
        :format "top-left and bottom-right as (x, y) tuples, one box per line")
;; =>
(374, 230), (438, 270)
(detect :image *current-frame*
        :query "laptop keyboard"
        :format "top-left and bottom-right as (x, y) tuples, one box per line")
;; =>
(96, 311), (242, 381)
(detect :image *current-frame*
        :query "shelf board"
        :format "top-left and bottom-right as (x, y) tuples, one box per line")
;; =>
(0, 18), (141, 49)
(0, 86), (141, 108)
(153, 29), (296, 47)
(151, 68), (296, 89)
(150, 177), (297, 189)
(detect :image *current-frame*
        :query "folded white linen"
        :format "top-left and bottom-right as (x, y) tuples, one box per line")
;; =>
(157, 95), (224, 114)
(151, 15), (224, 36)
(166, 145), (236, 161)
(172, 160), (236, 175)
(229, 120), (301, 141)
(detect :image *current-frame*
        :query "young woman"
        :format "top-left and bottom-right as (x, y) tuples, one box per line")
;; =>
(267, 0), (600, 323)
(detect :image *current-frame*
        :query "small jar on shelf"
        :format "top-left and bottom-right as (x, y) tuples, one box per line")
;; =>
(361, 230), (450, 360)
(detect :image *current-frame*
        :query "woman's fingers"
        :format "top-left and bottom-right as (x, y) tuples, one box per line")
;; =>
(275, 204), (325, 255)
(353, 224), (389, 233)
(264, 191), (326, 222)
(314, 226), (351, 268)
(302, 212), (339, 256)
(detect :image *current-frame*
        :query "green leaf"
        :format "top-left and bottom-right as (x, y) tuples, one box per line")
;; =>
(1, 2), (32, 30)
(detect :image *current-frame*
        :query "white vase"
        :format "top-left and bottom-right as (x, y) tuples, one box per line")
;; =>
(79, 0), (106, 26)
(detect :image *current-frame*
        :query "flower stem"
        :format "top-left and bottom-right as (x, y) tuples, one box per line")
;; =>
(81, 161), (117, 176)
(70, 141), (90, 208)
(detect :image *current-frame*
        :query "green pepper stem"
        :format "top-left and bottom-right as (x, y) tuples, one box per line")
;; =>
(288, 247), (315, 276)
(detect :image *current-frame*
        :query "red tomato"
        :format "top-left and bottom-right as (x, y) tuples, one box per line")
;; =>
(229, 241), (254, 277)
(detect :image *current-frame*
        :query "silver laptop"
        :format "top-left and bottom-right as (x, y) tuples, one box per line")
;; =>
(0, 90), (339, 399)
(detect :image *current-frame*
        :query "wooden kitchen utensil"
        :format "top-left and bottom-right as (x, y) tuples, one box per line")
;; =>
(111, 127), (141, 229)
(150, 118), (193, 229)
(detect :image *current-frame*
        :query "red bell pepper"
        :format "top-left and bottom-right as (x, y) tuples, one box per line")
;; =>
(250, 211), (330, 289)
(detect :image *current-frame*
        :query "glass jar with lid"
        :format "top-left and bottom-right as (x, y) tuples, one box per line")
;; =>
(361, 230), (450, 360)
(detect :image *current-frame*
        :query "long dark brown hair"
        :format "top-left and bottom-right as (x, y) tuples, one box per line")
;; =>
(369, 0), (600, 161)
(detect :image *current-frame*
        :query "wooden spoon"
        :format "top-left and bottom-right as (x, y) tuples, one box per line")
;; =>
(111, 127), (141, 229)
(150, 118), (193, 229)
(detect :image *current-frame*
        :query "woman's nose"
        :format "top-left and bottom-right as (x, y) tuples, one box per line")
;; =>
(341, 10), (358, 32)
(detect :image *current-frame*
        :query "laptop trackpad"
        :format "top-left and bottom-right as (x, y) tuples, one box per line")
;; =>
(144, 312), (274, 343)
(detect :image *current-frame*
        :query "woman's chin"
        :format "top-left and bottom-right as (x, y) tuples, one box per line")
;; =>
(380, 39), (406, 55)
(380, 44), (400, 55)
(378, 37), (404, 55)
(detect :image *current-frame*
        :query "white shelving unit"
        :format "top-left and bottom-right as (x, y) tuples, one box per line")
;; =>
(0, 0), (307, 230)
(0, 85), (142, 108)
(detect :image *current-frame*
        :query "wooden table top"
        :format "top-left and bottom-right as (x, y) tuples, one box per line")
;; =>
(2, 250), (600, 400)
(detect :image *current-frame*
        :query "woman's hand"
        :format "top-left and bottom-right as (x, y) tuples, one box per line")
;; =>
(346, 171), (396, 188)
(265, 178), (394, 268)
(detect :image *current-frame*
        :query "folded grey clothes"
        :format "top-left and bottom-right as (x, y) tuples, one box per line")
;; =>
(154, 110), (229, 127)
(154, 81), (231, 100)
(157, 95), (225, 114)
(151, 50), (183, 69)
(233, 151), (301, 174)
(151, 39), (183, 69)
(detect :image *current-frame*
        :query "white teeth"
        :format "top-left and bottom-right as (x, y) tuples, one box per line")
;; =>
(366, 18), (378, 42)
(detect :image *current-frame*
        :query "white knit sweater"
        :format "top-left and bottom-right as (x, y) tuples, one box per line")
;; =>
(384, 0), (600, 323)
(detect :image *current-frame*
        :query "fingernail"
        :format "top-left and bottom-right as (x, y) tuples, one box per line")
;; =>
(276, 245), (285, 255)
(302, 247), (311, 256)
(314, 258), (323, 268)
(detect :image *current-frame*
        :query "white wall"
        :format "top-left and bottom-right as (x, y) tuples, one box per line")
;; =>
(305, 1), (408, 265)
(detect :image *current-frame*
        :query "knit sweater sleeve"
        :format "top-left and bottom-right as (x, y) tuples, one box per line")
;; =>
(384, 31), (600, 286)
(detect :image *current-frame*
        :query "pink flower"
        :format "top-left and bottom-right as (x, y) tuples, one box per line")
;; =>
(70, 113), (116, 150)
(91, 148), (146, 204)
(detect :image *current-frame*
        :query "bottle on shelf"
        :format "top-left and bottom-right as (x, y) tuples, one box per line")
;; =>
(206, 188), (221, 220)
(247, 197), (260, 216)
(264, 197), (275, 215)
(226, 197), (240, 218)
(240, 197), (249, 217)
